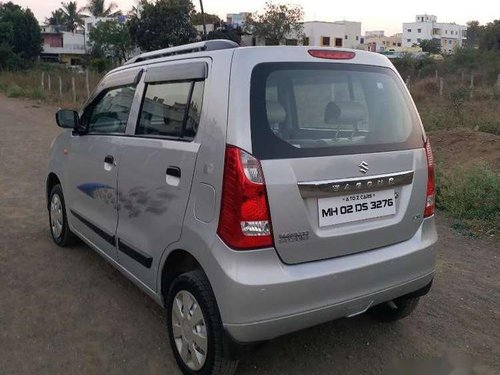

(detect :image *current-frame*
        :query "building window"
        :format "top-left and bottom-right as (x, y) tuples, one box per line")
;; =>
(397, 42), (401, 47)
(321, 36), (330, 46)
(356, 35), (359, 41)
(407, 39), (411, 42)
(334, 38), (342, 47)
(417, 28), (421, 33)
(417, 38), (421, 43)
(445, 30), (448, 34)
(345, 35), (348, 40)
(407, 29), (411, 32)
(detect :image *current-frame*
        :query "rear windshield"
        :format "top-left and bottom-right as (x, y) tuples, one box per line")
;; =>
(250, 62), (423, 159)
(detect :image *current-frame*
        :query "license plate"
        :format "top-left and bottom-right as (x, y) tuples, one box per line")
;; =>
(318, 189), (396, 227)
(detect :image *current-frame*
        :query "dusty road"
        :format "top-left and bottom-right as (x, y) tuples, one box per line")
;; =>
(0, 94), (499, 374)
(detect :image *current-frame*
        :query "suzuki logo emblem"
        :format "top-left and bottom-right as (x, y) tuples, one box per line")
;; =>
(359, 161), (369, 174)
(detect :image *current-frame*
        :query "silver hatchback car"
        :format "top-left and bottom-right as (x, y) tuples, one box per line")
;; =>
(47, 40), (437, 374)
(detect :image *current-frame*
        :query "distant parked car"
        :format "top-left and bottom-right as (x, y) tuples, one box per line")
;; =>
(47, 40), (437, 374)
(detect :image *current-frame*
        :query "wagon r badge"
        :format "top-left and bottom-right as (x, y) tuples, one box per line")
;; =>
(359, 161), (369, 174)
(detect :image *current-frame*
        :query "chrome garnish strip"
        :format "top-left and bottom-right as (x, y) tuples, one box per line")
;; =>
(298, 170), (414, 198)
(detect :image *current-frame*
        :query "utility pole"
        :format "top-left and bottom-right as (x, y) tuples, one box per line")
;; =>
(199, 0), (207, 39)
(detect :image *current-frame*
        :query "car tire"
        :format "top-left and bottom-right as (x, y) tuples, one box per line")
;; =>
(166, 270), (239, 375)
(368, 296), (420, 322)
(49, 184), (78, 247)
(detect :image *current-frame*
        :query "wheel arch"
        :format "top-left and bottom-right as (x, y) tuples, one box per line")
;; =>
(46, 172), (62, 210)
(159, 249), (205, 306)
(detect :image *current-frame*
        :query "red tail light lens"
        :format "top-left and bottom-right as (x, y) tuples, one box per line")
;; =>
(308, 49), (356, 60)
(217, 145), (274, 250)
(424, 139), (435, 218)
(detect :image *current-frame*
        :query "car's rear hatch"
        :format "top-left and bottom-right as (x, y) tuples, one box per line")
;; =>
(243, 49), (427, 264)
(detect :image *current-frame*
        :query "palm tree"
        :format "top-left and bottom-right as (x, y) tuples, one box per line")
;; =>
(46, 9), (66, 27)
(60, 1), (84, 32)
(81, 0), (122, 17)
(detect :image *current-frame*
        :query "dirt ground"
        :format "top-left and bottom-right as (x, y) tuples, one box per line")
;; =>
(0, 94), (499, 374)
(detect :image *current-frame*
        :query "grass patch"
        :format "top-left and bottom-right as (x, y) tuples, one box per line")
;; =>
(436, 162), (499, 238)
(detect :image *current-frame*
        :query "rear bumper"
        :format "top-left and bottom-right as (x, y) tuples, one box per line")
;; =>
(207, 216), (438, 343)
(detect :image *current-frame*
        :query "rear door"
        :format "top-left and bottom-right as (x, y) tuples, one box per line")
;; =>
(249, 60), (427, 264)
(115, 60), (207, 290)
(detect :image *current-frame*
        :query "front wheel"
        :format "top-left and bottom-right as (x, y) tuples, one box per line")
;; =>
(166, 270), (239, 375)
(368, 296), (420, 322)
(49, 184), (78, 247)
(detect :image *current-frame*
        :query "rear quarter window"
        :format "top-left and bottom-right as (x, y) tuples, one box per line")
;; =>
(250, 62), (423, 159)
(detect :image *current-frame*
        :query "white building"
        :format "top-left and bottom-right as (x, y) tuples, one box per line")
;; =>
(303, 21), (362, 48)
(226, 12), (251, 28)
(402, 14), (467, 53)
(40, 25), (86, 65)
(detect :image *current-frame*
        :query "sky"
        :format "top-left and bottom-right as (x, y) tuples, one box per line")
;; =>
(12, 0), (500, 35)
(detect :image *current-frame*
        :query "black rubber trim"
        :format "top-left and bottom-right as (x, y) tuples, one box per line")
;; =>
(402, 279), (433, 299)
(70, 209), (116, 246)
(117, 239), (153, 268)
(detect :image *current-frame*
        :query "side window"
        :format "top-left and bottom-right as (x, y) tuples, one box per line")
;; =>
(85, 85), (136, 134)
(136, 80), (204, 139)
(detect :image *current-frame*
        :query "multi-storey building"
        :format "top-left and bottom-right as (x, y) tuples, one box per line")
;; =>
(402, 14), (467, 53)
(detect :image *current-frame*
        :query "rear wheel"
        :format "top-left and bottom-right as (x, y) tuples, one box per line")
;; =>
(49, 184), (78, 247)
(166, 270), (239, 375)
(368, 296), (420, 322)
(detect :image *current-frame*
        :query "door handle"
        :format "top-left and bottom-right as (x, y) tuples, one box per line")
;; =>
(166, 166), (181, 186)
(104, 155), (115, 171)
(166, 166), (181, 178)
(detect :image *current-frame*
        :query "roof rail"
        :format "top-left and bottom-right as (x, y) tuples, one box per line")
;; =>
(124, 39), (239, 65)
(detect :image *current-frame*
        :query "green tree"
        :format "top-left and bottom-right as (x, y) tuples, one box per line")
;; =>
(46, 9), (66, 27)
(60, 1), (84, 32)
(89, 20), (132, 63)
(479, 20), (500, 51)
(128, 0), (197, 51)
(244, 2), (304, 45)
(191, 12), (221, 26)
(0, 2), (41, 61)
(419, 39), (441, 54)
(81, 0), (121, 17)
(466, 20), (482, 48)
(206, 25), (242, 45)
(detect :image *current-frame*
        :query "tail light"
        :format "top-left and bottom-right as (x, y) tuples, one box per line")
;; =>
(217, 145), (274, 250)
(424, 139), (435, 218)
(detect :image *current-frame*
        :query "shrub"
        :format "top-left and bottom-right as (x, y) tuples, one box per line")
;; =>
(6, 83), (24, 97)
(436, 162), (499, 237)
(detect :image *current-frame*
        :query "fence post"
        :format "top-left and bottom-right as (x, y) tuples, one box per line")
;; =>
(439, 77), (444, 97)
(41, 71), (45, 90)
(496, 73), (500, 97)
(469, 73), (474, 99)
(85, 70), (90, 99)
(72, 76), (76, 103)
(59, 76), (63, 98)
(47, 74), (51, 92)
(435, 70), (438, 82)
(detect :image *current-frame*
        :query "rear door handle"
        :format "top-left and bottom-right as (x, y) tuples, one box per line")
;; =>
(166, 166), (181, 186)
(104, 155), (115, 171)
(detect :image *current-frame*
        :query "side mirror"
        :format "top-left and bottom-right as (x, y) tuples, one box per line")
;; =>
(56, 109), (79, 129)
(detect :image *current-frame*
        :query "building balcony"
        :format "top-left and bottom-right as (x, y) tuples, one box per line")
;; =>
(42, 44), (86, 55)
